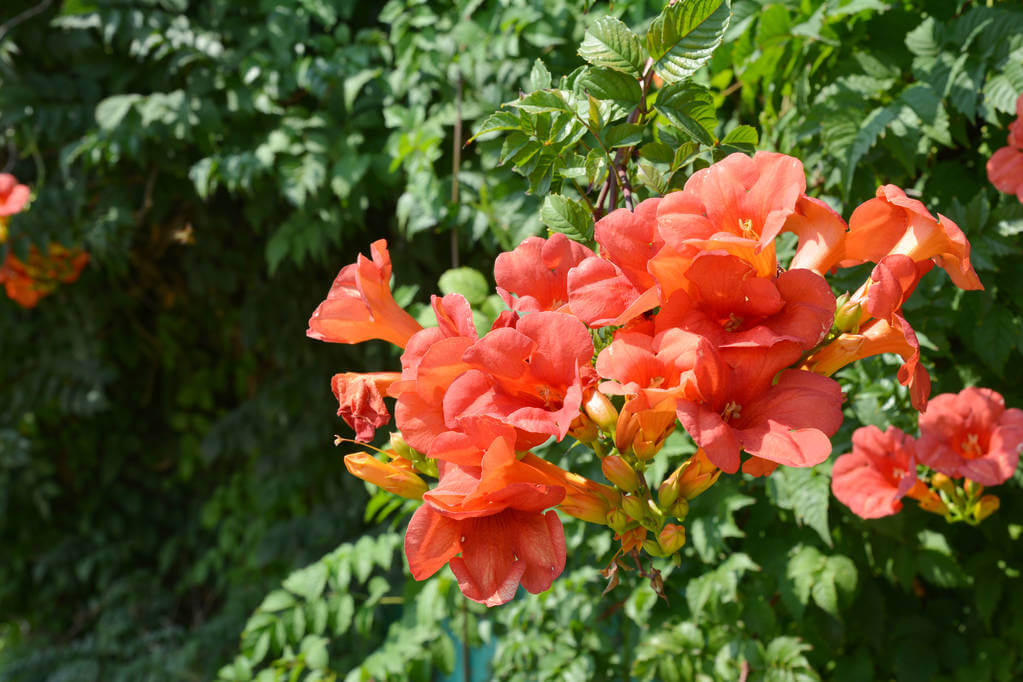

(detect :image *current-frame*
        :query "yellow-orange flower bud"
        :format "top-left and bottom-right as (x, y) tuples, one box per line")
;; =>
(344, 453), (428, 499)
(906, 480), (947, 516)
(606, 509), (632, 534)
(668, 497), (690, 521)
(622, 494), (647, 522)
(643, 539), (665, 557)
(930, 472), (954, 496)
(568, 412), (600, 443)
(657, 473), (680, 510)
(632, 436), (665, 461)
(658, 523), (687, 555)
(834, 294), (864, 333)
(973, 494), (1000, 522)
(674, 449), (721, 500)
(522, 453), (620, 524)
(584, 391), (619, 432)
(601, 455), (641, 492)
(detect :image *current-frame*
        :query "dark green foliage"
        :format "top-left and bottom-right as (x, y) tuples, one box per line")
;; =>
(3, 0), (1023, 680)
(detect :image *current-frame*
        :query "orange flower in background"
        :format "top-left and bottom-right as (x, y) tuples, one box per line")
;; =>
(917, 388), (1023, 486)
(307, 239), (423, 348)
(0, 173), (30, 217)
(832, 425), (920, 519)
(987, 93), (1023, 203)
(0, 245), (89, 309)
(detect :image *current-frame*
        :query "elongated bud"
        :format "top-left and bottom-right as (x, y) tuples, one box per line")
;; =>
(906, 480), (947, 515)
(834, 293), (863, 333)
(584, 391), (619, 432)
(621, 494), (647, 522)
(344, 453), (428, 499)
(964, 478), (984, 498)
(522, 453), (620, 524)
(675, 449), (721, 500)
(602, 455), (641, 492)
(930, 472), (954, 496)
(658, 523), (686, 555)
(973, 494), (1000, 522)
(606, 509), (632, 534)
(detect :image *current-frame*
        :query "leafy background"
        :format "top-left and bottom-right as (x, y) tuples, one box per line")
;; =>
(1, 0), (1022, 680)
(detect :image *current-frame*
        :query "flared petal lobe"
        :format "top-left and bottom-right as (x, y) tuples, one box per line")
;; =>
(845, 186), (982, 291)
(307, 240), (423, 348)
(917, 388), (1023, 486)
(832, 426), (919, 519)
(0, 173), (30, 217)
(495, 233), (594, 313)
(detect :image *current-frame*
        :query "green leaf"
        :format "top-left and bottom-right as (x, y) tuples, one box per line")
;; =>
(603, 123), (645, 148)
(916, 550), (967, 588)
(95, 94), (141, 130)
(438, 267), (489, 307)
(766, 463), (832, 546)
(647, 0), (731, 84)
(764, 637), (812, 668)
(636, 161), (666, 194)
(655, 82), (718, 146)
(190, 157), (218, 199)
(258, 590), (296, 613)
(687, 478), (755, 563)
(530, 59), (552, 90)
(300, 635), (329, 671)
(540, 194), (594, 242)
(578, 68), (643, 106)
(811, 555), (857, 618)
(841, 104), (899, 194)
(905, 17), (943, 58)
(781, 546), (857, 620)
(967, 306), (1018, 374)
(780, 545), (821, 620)
(333, 593), (354, 635)
(510, 90), (573, 114)
(283, 563), (329, 602)
(343, 68), (382, 111)
(718, 124), (758, 154)
(578, 16), (646, 77)
(471, 111), (522, 141)
(685, 552), (758, 617)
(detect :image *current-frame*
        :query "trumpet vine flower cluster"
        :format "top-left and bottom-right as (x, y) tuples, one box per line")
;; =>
(0, 173), (89, 309)
(833, 387), (1023, 523)
(987, 93), (1023, 203)
(309, 151), (984, 606)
